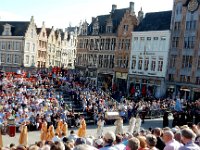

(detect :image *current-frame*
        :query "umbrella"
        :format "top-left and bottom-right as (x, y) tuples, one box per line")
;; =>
(19, 125), (28, 146)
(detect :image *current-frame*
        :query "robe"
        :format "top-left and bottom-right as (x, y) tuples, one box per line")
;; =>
(77, 119), (86, 137)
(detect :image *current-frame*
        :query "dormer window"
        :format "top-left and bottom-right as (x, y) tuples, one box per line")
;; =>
(2, 24), (12, 36)
(106, 25), (112, 33)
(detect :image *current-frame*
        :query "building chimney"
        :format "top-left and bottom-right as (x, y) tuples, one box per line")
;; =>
(112, 4), (117, 13)
(138, 7), (144, 24)
(129, 2), (135, 15)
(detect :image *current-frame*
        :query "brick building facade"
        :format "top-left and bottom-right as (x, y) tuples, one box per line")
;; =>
(167, 0), (200, 100)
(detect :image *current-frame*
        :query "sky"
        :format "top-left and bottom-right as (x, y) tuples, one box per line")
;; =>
(0, 0), (173, 29)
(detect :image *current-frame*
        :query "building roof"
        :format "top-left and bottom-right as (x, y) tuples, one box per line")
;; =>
(88, 8), (128, 35)
(36, 28), (41, 34)
(0, 21), (30, 36)
(46, 28), (52, 37)
(135, 10), (172, 31)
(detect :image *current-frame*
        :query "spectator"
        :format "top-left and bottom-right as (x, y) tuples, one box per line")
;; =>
(126, 137), (140, 150)
(162, 130), (182, 150)
(179, 128), (200, 150)
(146, 134), (158, 150)
(100, 131), (116, 150)
(52, 133), (61, 142)
(152, 128), (165, 150)
(137, 136), (148, 150)
(74, 144), (98, 150)
(68, 130), (78, 142)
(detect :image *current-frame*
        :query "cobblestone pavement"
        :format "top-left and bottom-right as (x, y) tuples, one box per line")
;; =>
(2, 117), (173, 147)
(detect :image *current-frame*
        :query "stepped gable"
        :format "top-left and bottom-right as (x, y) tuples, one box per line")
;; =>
(0, 21), (29, 36)
(135, 10), (172, 31)
(88, 8), (128, 35)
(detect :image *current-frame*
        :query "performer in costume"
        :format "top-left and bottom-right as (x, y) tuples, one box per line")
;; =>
(56, 119), (63, 137)
(19, 125), (28, 146)
(40, 121), (48, 141)
(127, 115), (136, 134)
(114, 117), (123, 135)
(97, 117), (105, 138)
(134, 114), (142, 134)
(62, 122), (68, 136)
(46, 125), (55, 141)
(77, 116), (86, 137)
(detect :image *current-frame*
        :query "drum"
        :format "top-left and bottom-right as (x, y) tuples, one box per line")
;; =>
(8, 125), (16, 137)
(105, 112), (120, 120)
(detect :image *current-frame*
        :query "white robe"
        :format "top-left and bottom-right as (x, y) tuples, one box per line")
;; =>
(127, 117), (136, 134)
(97, 120), (104, 138)
(114, 119), (123, 135)
(134, 117), (142, 134)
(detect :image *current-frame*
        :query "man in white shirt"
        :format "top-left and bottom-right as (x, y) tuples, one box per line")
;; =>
(163, 130), (182, 150)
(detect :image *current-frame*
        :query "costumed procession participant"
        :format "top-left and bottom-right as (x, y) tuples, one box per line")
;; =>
(56, 119), (63, 137)
(114, 117), (123, 135)
(46, 125), (55, 141)
(40, 121), (48, 141)
(61, 122), (68, 136)
(97, 116), (105, 138)
(127, 115), (136, 134)
(134, 114), (142, 134)
(77, 116), (86, 137)
(19, 125), (28, 146)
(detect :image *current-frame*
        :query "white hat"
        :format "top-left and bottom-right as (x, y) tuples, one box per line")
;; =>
(95, 138), (104, 145)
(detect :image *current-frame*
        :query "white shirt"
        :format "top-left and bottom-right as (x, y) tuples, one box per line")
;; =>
(164, 139), (182, 150)
(52, 136), (61, 142)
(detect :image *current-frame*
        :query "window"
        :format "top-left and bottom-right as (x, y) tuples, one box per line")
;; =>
(131, 56), (136, 70)
(161, 36), (166, 40)
(180, 75), (190, 83)
(125, 39), (130, 50)
(172, 37), (179, 48)
(184, 36), (195, 49)
(32, 43), (35, 52)
(182, 55), (192, 68)
(174, 22), (181, 31)
(154, 37), (158, 40)
(196, 77), (200, 85)
(1, 41), (6, 49)
(168, 74), (174, 82)
(14, 42), (21, 50)
(170, 55), (177, 68)
(13, 54), (19, 64)
(138, 57), (143, 70)
(25, 55), (29, 64)
(31, 56), (34, 66)
(7, 41), (12, 50)
(134, 37), (138, 41)
(147, 37), (151, 40)
(176, 3), (182, 15)
(151, 57), (156, 71)
(0, 54), (5, 63)
(198, 56), (200, 69)
(6, 54), (12, 63)
(140, 37), (145, 41)
(124, 25), (128, 31)
(26, 42), (30, 51)
(186, 20), (197, 30)
(107, 26), (112, 33)
(158, 57), (164, 72)
(144, 57), (149, 71)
